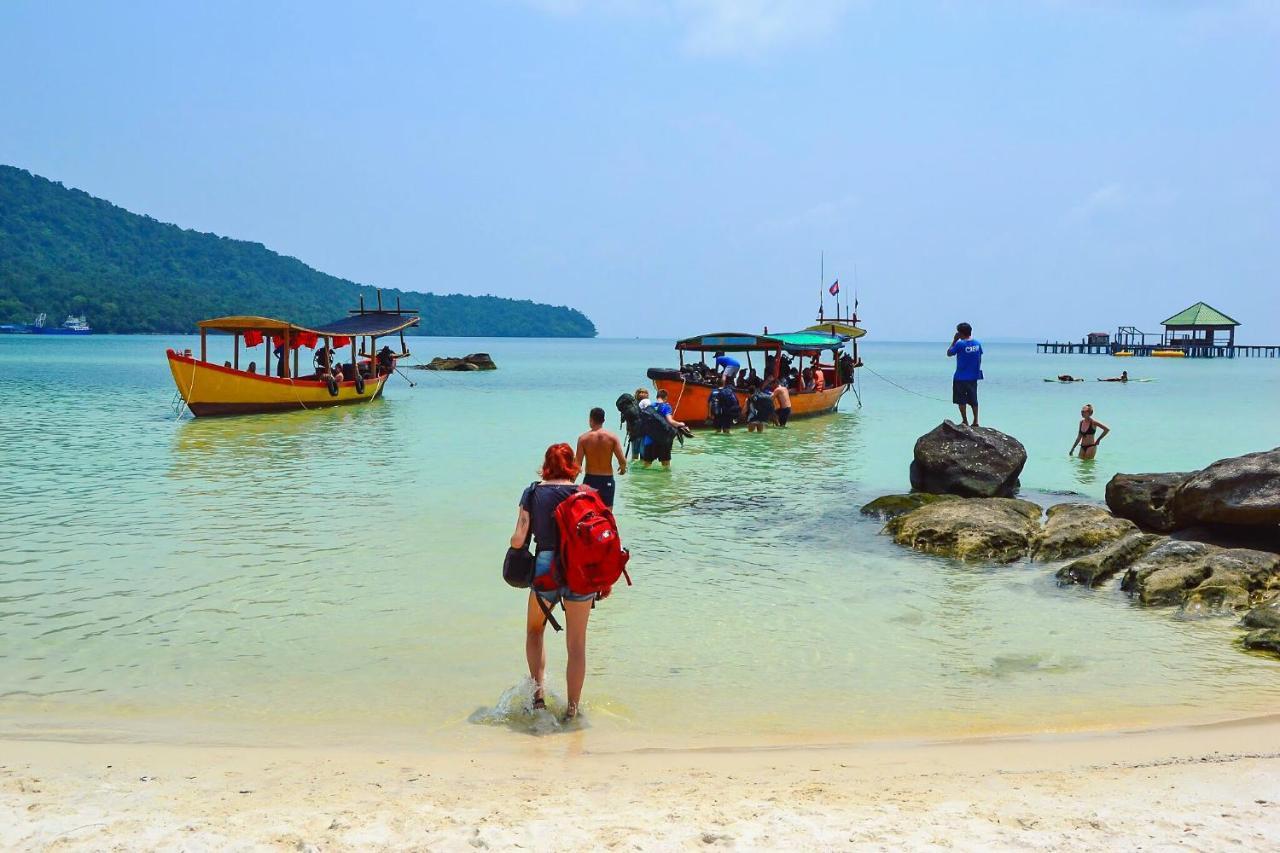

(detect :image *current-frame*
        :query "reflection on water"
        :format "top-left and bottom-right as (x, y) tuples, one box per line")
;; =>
(2, 335), (1279, 749)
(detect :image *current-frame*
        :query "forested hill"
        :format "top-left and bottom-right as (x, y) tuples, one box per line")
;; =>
(0, 166), (596, 337)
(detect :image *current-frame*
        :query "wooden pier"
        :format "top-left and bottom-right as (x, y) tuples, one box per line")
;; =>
(1037, 342), (1280, 358)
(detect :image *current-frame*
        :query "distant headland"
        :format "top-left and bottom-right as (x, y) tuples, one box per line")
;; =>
(0, 165), (596, 337)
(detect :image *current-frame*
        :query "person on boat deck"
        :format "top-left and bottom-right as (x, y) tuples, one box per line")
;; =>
(511, 443), (603, 722)
(314, 346), (340, 378)
(576, 407), (626, 508)
(641, 389), (685, 469)
(376, 345), (397, 376)
(812, 362), (826, 393)
(770, 378), (792, 427)
(1070, 404), (1110, 459)
(223, 361), (232, 369)
(274, 343), (287, 378)
(247, 361), (257, 375)
(714, 351), (740, 383)
(801, 367), (816, 392)
(947, 322), (984, 427)
(745, 367), (760, 387)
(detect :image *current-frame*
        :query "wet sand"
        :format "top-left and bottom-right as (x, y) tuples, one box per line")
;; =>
(4, 715), (1278, 851)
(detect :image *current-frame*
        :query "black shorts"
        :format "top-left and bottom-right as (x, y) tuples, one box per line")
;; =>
(582, 473), (616, 507)
(713, 413), (735, 430)
(776, 407), (792, 426)
(642, 441), (672, 463)
(952, 380), (979, 406)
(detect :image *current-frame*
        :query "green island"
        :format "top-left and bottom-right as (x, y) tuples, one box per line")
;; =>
(0, 165), (596, 337)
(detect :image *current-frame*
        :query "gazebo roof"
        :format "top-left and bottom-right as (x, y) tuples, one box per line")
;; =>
(1162, 302), (1240, 327)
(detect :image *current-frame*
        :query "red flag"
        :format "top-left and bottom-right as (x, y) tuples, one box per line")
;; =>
(828, 279), (840, 296)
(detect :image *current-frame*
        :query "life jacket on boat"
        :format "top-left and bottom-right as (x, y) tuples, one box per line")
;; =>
(553, 488), (631, 597)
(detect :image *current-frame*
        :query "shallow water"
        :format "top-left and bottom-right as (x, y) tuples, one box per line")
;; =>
(2, 335), (1278, 749)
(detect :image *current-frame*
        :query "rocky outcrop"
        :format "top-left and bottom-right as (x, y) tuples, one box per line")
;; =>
(1242, 629), (1280, 656)
(860, 493), (960, 520)
(1120, 540), (1280, 612)
(1105, 472), (1190, 532)
(1172, 448), (1280, 527)
(1031, 504), (1137, 561)
(885, 498), (1042, 563)
(908, 422), (1027, 498)
(418, 353), (498, 371)
(1242, 595), (1280, 630)
(1055, 532), (1160, 588)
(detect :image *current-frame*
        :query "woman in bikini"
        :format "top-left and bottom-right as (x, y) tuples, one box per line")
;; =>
(510, 443), (602, 721)
(1069, 404), (1110, 459)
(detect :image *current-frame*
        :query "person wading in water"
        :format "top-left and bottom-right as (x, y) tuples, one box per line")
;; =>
(575, 407), (626, 508)
(510, 444), (604, 721)
(1069, 403), (1110, 459)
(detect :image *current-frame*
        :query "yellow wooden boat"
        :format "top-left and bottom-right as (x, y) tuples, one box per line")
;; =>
(1152, 349), (1186, 358)
(169, 296), (419, 417)
(1112, 350), (1134, 357)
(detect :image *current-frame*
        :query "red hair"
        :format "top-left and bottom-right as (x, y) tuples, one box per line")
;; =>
(541, 443), (580, 481)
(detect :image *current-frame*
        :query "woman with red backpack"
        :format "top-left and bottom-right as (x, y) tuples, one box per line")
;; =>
(509, 443), (607, 722)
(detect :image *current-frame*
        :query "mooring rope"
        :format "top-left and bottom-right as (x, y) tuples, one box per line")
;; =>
(860, 364), (952, 404)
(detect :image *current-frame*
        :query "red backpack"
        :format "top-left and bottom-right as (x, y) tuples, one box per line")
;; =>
(554, 488), (632, 597)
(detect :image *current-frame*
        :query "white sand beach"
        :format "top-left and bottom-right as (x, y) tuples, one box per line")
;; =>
(5, 716), (1278, 851)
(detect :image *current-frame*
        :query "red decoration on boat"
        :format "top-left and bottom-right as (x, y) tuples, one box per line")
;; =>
(332, 336), (350, 348)
(243, 330), (263, 347)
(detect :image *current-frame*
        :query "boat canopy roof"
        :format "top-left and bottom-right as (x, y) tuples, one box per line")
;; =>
(197, 311), (420, 337)
(675, 332), (784, 352)
(804, 321), (867, 340)
(774, 331), (849, 353)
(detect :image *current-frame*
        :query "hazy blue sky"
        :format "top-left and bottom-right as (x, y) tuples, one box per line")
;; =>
(2, 1), (1276, 339)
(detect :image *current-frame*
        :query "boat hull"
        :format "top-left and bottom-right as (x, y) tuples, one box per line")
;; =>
(647, 369), (847, 426)
(168, 350), (387, 417)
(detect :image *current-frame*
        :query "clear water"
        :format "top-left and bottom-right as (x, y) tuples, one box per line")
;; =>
(2, 336), (1278, 749)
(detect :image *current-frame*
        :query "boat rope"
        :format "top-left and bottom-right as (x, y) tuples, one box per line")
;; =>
(672, 376), (688, 414)
(850, 370), (863, 408)
(860, 364), (951, 404)
(174, 361), (196, 420)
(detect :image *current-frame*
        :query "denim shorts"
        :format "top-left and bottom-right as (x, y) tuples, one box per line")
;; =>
(533, 550), (595, 604)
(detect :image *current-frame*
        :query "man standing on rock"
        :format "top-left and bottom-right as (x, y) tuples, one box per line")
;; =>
(947, 322), (984, 427)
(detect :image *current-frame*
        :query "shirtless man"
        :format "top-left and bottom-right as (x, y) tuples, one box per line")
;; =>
(771, 379), (793, 427)
(575, 407), (627, 507)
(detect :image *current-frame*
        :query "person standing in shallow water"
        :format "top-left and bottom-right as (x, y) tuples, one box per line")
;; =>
(510, 443), (603, 722)
(1070, 404), (1110, 459)
(947, 322), (984, 427)
(575, 407), (626, 508)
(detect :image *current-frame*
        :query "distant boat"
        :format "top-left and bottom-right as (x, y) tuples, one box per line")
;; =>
(32, 313), (93, 335)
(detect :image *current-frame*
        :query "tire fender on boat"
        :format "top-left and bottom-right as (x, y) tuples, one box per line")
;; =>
(355, 374), (366, 394)
(326, 375), (340, 397)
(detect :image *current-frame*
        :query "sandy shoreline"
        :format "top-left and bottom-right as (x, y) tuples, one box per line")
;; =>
(4, 716), (1279, 851)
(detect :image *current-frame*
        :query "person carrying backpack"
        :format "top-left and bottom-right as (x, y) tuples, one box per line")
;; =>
(745, 381), (774, 433)
(708, 376), (740, 435)
(510, 443), (599, 721)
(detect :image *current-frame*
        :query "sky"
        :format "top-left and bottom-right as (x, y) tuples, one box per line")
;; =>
(1, 0), (1276, 340)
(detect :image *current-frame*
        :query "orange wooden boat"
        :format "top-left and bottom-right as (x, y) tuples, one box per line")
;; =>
(646, 320), (865, 427)
(168, 295), (419, 417)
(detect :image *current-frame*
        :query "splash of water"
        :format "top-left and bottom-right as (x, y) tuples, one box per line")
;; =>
(467, 677), (587, 736)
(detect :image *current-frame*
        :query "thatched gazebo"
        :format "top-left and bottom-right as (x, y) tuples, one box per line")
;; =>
(1162, 302), (1239, 348)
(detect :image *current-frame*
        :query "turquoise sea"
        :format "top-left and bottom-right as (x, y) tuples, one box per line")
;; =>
(2, 335), (1279, 750)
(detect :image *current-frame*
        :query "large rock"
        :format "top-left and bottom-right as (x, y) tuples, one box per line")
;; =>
(1055, 532), (1161, 588)
(885, 498), (1042, 563)
(420, 353), (498, 371)
(1242, 629), (1280, 656)
(1242, 595), (1280, 630)
(1105, 472), (1190, 532)
(1120, 540), (1280, 611)
(860, 493), (960, 520)
(908, 421), (1027, 498)
(1172, 448), (1280, 527)
(1031, 503), (1137, 561)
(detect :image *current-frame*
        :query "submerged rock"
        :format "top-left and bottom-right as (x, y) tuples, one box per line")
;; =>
(1121, 540), (1280, 611)
(1105, 472), (1190, 532)
(1242, 629), (1280, 656)
(1031, 503), (1137, 561)
(908, 421), (1027, 498)
(860, 493), (960, 520)
(1242, 595), (1280, 630)
(1172, 447), (1280, 527)
(885, 497), (1042, 563)
(1056, 532), (1161, 588)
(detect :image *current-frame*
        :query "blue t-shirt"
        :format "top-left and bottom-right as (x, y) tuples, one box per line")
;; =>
(715, 355), (740, 370)
(948, 338), (984, 381)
